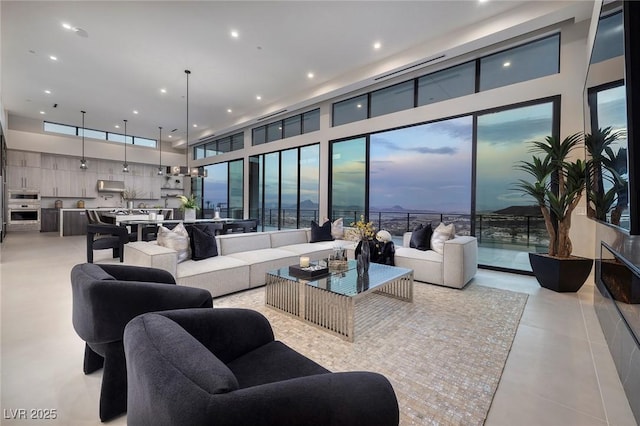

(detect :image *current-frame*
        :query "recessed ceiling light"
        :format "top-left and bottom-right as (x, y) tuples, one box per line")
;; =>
(39, 111), (46, 115)
(479, 0), (489, 3)
(373, 42), (382, 50)
(356, 104), (362, 108)
(503, 61), (511, 67)
(44, 90), (51, 94)
(160, 88), (167, 94)
(307, 72), (314, 79)
(256, 95), (262, 100)
(62, 23), (72, 30)
(193, 124), (197, 128)
(227, 108), (232, 113)
(115, 124), (120, 129)
(133, 110), (139, 114)
(168, 135), (172, 138)
(49, 55), (58, 61)
(231, 30), (239, 38)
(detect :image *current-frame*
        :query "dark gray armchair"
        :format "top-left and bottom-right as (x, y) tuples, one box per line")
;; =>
(70, 263), (213, 422)
(124, 308), (399, 426)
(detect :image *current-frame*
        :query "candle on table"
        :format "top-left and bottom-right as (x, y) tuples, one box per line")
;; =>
(300, 256), (310, 268)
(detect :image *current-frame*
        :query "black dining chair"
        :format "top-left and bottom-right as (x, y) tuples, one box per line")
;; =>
(86, 223), (130, 263)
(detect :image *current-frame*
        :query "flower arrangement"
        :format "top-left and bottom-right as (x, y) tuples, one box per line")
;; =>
(122, 187), (138, 201)
(177, 194), (199, 211)
(350, 215), (376, 240)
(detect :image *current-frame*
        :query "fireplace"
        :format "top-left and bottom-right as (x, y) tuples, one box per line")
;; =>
(595, 242), (640, 421)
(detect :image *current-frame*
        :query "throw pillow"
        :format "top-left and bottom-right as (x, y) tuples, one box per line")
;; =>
(430, 222), (456, 255)
(410, 224), (432, 251)
(186, 224), (218, 261)
(310, 220), (334, 243)
(331, 218), (344, 239)
(157, 223), (190, 263)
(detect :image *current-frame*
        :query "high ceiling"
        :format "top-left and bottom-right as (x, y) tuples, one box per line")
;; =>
(1, 1), (591, 147)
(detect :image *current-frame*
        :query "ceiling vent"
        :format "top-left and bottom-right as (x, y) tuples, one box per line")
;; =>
(374, 54), (446, 82)
(256, 109), (288, 122)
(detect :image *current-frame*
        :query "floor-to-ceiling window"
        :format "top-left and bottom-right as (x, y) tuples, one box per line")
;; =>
(330, 137), (367, 224)
(330, 120), (472, 240)
(475, 99), (557, 272)
(369, 117), (472, 237)
(249, 144), (320, 230)
(203, 159), (243, 219)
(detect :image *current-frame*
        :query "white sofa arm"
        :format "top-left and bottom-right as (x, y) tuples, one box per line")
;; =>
(442, 236), (478, 289)
(124, 241), (178, 278)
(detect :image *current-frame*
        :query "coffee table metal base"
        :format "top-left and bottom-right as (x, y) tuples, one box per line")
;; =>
(265, 272), (413, 342)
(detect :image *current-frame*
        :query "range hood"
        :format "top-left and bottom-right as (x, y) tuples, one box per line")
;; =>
(96, 180), (125, 193)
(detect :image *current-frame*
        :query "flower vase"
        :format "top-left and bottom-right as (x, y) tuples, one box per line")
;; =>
(184, 208), (196, 222)
(356, 239), (371, 276)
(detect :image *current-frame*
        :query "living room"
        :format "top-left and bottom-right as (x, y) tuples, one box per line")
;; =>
(2, 1), (639, 425)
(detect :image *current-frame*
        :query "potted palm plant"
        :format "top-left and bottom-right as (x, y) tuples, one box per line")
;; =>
(585, 127), (628, 226)
(514, 132), (593, 292)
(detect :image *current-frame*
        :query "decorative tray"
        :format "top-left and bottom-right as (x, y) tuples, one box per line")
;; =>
(288, 264), (329, 278)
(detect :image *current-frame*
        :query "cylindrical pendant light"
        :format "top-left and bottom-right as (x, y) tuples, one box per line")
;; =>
(185, 69), (192, 176)
(80, 110), (88, 169)
(157, 126), (163, 175)
(122, 119), (129, 173)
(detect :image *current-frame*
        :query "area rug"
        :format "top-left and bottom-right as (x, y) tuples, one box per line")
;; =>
(214, 282), (528, 425)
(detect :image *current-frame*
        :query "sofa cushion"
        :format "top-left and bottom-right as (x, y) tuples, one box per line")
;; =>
(177, 256), (249, 278)
(218, 233), (272, 255)
(269, 229), (308, 248)
(139, 314), (239, 394)
(158, 223), (190, 263)
(431, 223), (455, 255)
(310, 220), (333, 243)
(410, 224), (432, 251)
(187, 225), (218, 261)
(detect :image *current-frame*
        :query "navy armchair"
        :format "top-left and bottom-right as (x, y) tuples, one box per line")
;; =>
(124, 308), (399, 426)
(70, 263), (213, 422)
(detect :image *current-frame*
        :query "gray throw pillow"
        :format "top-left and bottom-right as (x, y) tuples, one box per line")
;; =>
(157, 223), (191, 263)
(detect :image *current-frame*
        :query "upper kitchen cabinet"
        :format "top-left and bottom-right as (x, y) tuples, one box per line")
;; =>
(7, 150), (41, 168)
(6, 150), (41, 190)
(41, 154), (77, 171)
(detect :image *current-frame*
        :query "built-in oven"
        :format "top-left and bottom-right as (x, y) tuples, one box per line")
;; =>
(8, 204), (41, 225)
(8, 189), (41, 203)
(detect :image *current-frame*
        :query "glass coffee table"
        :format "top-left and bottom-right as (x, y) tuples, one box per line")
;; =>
(265, 260), (413, 342)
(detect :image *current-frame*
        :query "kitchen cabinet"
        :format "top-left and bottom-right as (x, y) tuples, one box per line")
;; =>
(41, 154), (75, 171)
(6, 165), (41, 190)
(7, 150), (41, 168)
(62, 210), (88, 236)
(41, 208), (60, 232)
(41, 168), (97, 198)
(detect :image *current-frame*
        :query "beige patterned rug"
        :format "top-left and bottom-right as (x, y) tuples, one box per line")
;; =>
(215, 282), (528, 425)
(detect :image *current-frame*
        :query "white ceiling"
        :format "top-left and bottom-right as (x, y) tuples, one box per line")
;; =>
(1, 1), (590, 147)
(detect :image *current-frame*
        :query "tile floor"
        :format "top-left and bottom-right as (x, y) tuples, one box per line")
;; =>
(0, 232), (636, 425)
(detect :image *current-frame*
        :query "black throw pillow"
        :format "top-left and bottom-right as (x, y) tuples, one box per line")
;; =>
(187, 224), (218, 261)
(310, 220), (334, 243)
(410, 224), (433, 251)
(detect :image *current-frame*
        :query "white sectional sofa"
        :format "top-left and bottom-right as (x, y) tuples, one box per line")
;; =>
(124, 229), (341, 298)
(124, 228), (478, 297)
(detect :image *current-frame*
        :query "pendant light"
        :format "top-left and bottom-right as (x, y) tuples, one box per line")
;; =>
(122, 119), (129, 173)
(157, 126), (164, 175)
(182, 69), (206, 178)
(79, 110), (88, 170)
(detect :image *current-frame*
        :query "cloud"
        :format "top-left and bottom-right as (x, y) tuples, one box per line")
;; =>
(372, 137), (458, 155)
